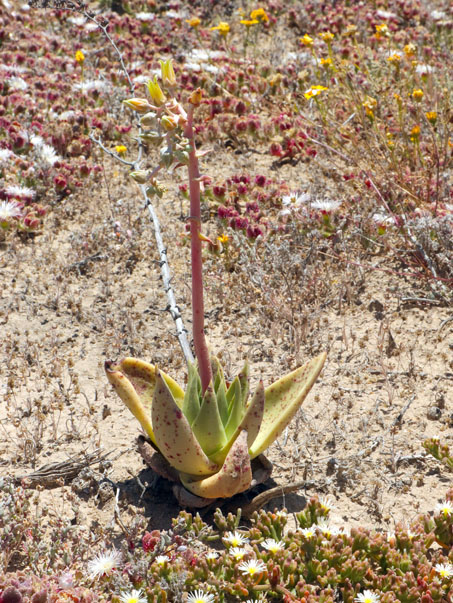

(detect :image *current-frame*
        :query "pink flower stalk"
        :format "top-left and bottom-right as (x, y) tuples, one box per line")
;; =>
(184, 100), (212, 393)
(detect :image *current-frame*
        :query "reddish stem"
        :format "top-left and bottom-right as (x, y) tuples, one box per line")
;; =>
(185, 106), (212, 393)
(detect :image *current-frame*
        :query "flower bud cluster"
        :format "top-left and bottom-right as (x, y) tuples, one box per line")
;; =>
(122, 59), (202, 196)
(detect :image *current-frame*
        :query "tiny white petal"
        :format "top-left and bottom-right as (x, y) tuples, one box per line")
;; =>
(87, 549), (122, 578)
(186, 590), (215, 603)
(354, 590), (380, 603)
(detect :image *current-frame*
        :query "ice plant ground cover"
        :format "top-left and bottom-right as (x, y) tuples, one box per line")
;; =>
(1, 0), (453, 600)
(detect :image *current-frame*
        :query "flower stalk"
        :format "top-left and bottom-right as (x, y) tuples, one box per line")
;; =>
(185, 101), (212, 393)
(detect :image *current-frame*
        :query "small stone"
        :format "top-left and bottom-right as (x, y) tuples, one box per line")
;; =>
(426, 406), (442, 420)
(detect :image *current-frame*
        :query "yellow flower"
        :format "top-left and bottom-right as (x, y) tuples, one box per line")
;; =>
(240, 19), (259, 26)
(300, 34), (314, 47)
(115, 145), (127, 155)
(319, 31), (334, 42)
(362, 96), (377, 119)
(375, 23), (389, 39)
(404, 43), (416, 58)
(343, 24), (357, 37)
(123, 98), (153, 113)
(159, 59), (176, 87)
(304, 85), (328, 99)
(75, 50), (85, 64)
(189, 88), (203, 106)
(410, 125), (420, 142)
(217, 234), (229, 244)
(268, 73), (283, 87)
(394, 93), (402, 104)
(412, 88), (424, 102)
(362, 96), (377, 110)
(186, 17), (201, 28)
(211, 21), (230, 36)
(425, 111), (437, 124)
(250, 8), (269, 22)
(387, 53), (402, 63)
(146, 76), (166, 106)
(160, 115), (178, 131)
(320, 57), (333, 67)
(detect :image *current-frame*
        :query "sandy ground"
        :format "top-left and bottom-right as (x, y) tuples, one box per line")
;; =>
(1, 145), (452, 537)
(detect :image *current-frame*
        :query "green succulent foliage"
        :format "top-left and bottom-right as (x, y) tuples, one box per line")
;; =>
(183, 359), (251, 459)
(106, 352), (326, 498)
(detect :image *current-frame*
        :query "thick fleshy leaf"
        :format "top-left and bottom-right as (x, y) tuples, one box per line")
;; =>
(180, 430), (252, 498)
(182, 362), (201, 426)
(238, 359), (250, 407)
(215, 378), (229, 426)
(209, 380), (265, 466)
(249, 352), (326, 458)
(212, 356), (225, 393)
(107, 357), (185, 413)
(152, 371), (219, 476)
(191, 383), (227, 457)
(105, 360), (157, 445)
(224, 377), (244, 440)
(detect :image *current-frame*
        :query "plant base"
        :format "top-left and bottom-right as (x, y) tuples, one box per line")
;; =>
(137, 435), (273, 508)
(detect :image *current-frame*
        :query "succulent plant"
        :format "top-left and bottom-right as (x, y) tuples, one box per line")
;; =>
(105, 352), (326, 499)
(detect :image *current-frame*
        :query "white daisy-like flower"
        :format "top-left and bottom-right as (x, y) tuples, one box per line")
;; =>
(165, 10), (184, 19)
(300, 525), (317, 539)
(203, 63), (221, 75)
(38, 143), (60, 167)
(376, 9), (397, 19)
(435, 500), (453, 517)
(133, 75), (149, 85)
(275, 510), (287, 518)
(87, 549), (122, 578)
(316, 518), (339, 537)
(205, 550), (219, 560)
(245, 599), (267, 603)
(186, 590), (215, 603)
(261, 538), (285, 553)
(310, 199), (341, 212)
(58, 571), (74, 589)
(74, 79), (109, 92)
(372, 212), (394, 224)
(154, 555), (169, 566)
(435, 563), (453, 579)
(189, 49), (224, 62)
(354, 590), (380, 603)
(184, 62), (202, 72)
(0, 200), (22, 221)
(0, 149), (14, 163)
(223, 530), (250, 547)
(119, 589), (147, 603)
(238, 559), (267, 577)
(431, 10), (446, 21)
(229, 546), (247, 560)
(318, 495), (335, 512)
(135, 11), (155, 21)
(7, 76), (28, 91)
(68, 15), (86, 25)
(84, 22), (99, 32)
(30, 134), (44, 147)
(280, 191), (310, 215)
(5, 184), (35, 199)
(415, 63), (435, 76)
(58, 110), (77, 121)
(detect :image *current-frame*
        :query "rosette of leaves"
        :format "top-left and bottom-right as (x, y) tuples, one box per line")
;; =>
(105, 352), (325, 500)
